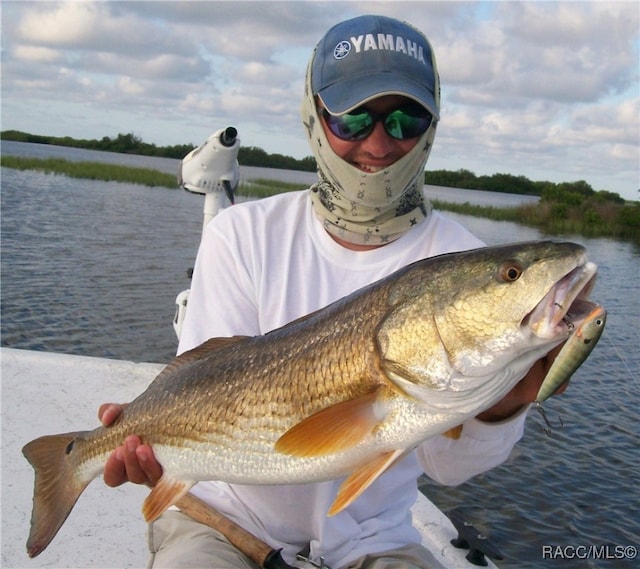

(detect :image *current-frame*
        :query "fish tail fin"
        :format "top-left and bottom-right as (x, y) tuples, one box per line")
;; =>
(22, 432), (91, 558)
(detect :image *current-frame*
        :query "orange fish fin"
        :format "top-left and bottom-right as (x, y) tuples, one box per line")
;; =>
(442, 425), (463, 440)
(275, 389), (387, 457)
(328, 449), (406, 516)
(22, 432), (92, 558)
(142, 474), (194, 523)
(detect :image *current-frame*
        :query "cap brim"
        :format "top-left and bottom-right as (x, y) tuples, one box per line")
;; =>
(318, 73), (440, 119)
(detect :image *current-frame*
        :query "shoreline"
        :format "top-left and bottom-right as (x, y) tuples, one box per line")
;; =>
(2, 155), (638, 243)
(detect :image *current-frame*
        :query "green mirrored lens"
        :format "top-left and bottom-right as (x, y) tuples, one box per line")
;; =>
(385, 109), (430, 139)
(339, 112), (373, 139)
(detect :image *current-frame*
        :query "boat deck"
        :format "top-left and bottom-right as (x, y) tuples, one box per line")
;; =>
(1, 348), (496, 568)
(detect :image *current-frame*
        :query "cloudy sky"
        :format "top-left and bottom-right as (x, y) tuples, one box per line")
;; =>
(2, 1), (639, 200)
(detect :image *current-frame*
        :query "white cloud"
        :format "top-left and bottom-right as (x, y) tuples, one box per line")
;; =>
(1, 1), (638, 200)
(17, 2), (103, 45)
(12, 44), (62, 63)
(117, 76), (145, 96)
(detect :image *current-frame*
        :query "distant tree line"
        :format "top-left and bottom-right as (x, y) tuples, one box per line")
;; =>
(238, 146), (316, 172)
(425, 169), (540, 195)
(1, 130), (628, 203)
(1, 130), (194, 160)
(424, 168), (626, 204)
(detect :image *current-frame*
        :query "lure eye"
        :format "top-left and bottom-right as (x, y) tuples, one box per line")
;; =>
(499, 261), (524, 282)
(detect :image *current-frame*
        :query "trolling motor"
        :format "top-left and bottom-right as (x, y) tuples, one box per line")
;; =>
(178, 126), (240, 231)
(174, 127), (241, 338)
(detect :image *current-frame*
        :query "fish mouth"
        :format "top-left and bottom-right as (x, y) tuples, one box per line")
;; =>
(526, 261), (599, 340)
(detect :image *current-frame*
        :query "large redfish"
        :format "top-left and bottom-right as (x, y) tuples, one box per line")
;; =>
(23, 241), (600, 557)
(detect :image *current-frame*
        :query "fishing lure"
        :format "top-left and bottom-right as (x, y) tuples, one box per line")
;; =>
(536, 303), (607, 404)
(535, 303), (607, 435)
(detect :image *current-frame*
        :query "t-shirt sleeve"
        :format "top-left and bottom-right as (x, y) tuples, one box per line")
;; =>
(416, 404), (529, 485)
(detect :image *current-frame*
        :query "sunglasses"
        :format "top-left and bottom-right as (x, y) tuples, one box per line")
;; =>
(321, 104), (433, 142)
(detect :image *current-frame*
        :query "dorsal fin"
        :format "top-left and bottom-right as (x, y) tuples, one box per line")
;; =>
(178, 336), (250, 362)
(148, 336), (250, 391)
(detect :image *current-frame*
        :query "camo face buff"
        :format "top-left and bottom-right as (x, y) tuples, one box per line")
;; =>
(301, 61), (437, 246)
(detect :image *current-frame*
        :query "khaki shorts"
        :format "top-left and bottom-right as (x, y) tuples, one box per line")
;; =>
(148, 511), (446, 569)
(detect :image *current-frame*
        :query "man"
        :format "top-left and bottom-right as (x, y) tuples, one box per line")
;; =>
(100, 15), (561, 568)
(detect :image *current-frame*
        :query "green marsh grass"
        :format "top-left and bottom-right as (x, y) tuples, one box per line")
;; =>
(0, 156), (303, 197)
(239, 178), (304, 198)
(1, 156), (177, 188)
(431, 199), (640, 243)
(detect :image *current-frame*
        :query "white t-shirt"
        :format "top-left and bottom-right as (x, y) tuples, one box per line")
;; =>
(178, 190), (527, 568)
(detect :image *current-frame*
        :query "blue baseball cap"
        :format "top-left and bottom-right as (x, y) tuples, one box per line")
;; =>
(311, 15), (440, 119)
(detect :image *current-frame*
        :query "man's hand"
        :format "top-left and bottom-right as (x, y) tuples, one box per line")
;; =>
(476, 344), (567, 423)
(98, 403), (163, 487)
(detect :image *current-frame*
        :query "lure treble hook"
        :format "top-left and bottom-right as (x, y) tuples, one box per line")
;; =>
(536, 402), (563, 437)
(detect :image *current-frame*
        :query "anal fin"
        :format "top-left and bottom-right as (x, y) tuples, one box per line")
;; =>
(328, 449), (406, 516)
(142, 474), (194, 522)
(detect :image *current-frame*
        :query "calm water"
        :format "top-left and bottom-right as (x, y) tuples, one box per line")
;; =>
(1, 143), (638, 568)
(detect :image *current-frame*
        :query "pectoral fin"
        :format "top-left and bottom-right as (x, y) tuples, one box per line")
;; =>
(442, 425), (463, 440)
(275, 389), (387, 457)
(328, 449), (406, 516)
(142, 474), (194, 522)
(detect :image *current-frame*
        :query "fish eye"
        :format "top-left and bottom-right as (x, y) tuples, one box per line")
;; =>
(499, 261), (524, 282)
